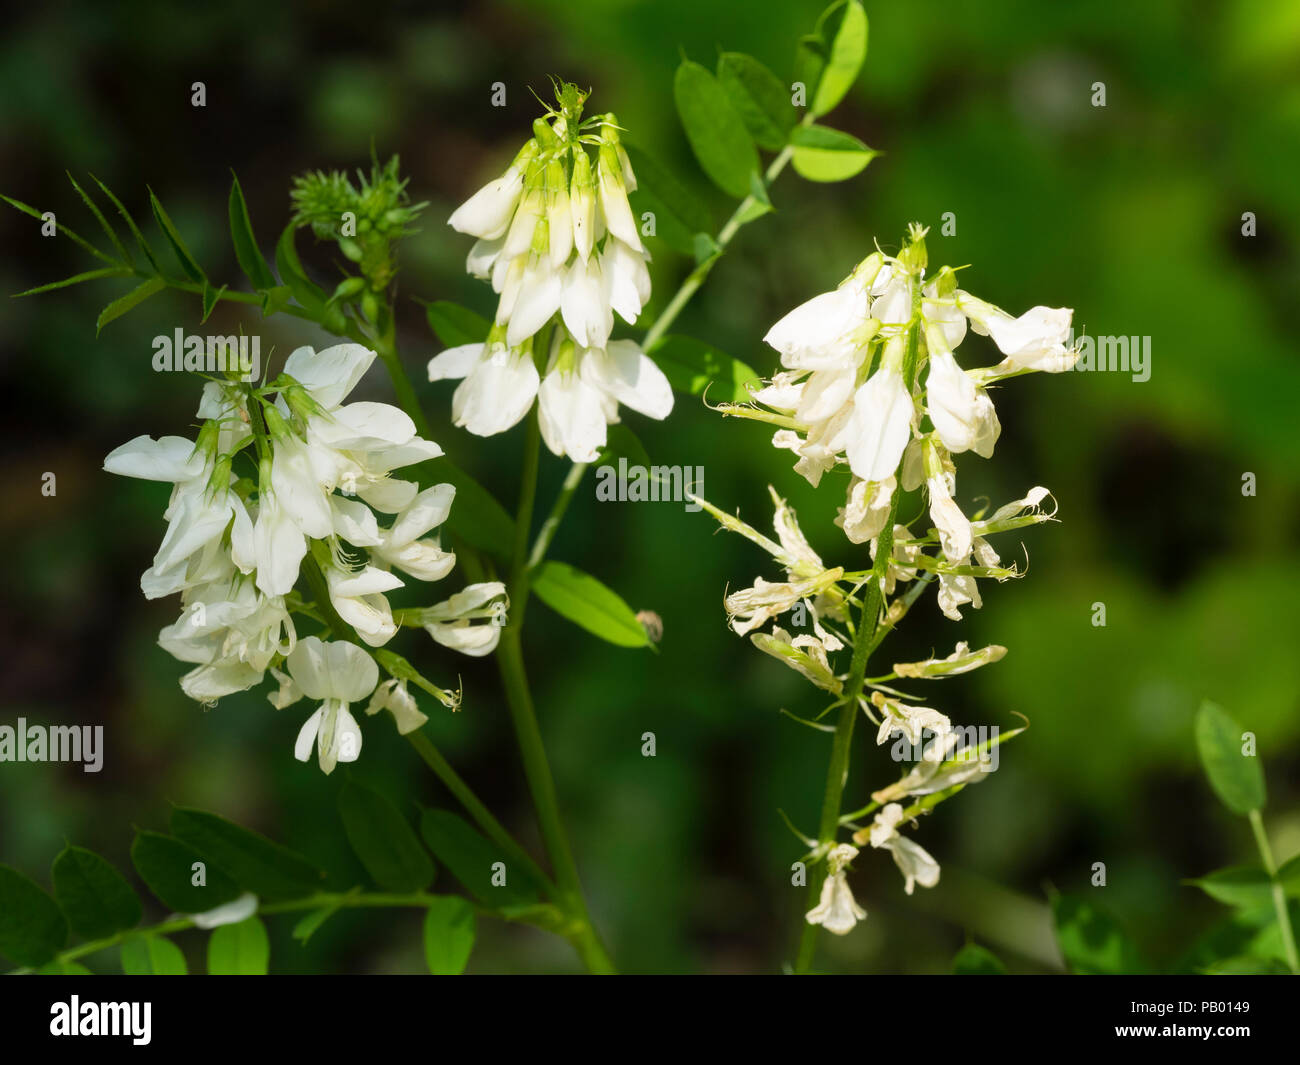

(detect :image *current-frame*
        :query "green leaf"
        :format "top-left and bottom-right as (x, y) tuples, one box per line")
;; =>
(624, 143), (712, 257)
(0, 865), (68, 967)
(51, 846), (142, 940)
(200, 282), (227, 324)
(96, 277), (165, 334)
(170, 806), (323, 901)
(649, 334), (760, 404)
(1188, 866), (1272, 909)
(228, 174), (278, 290)
(66, 172), (131, 265)
(36, 959), (93, 975)
(131, 831), (241, 914)
(952, 942), (1007, 974)
(120, 935), (187, 975)
(673, 59), (760, 199)
(13, 267), (131, 298)
(426, 300), (490, 348)
(790, 125), (878, 182)
(811, 0), (868, 117)
(1051, 894), (1144, 974)
(423, 897), (476, 975)
(207, 916), (270, 975)
(148, 188), (206, 282)
(426, 456), (516, 561)
(0, 191), (115, 265)
(718, 53), (798, 151)
(532, 561), (650, 649)
(1202, 955), (1292, 974)
(419, 809), (545, 907)
(91, 175), (160, 272)
(337, 780), (435, 893)
(1195, 701), (1266, 814)
(292, 892), (354, 945)
(599, 424), (651, 469)
(1189, 859), (1300, 909)
(275, 224), (345, 332)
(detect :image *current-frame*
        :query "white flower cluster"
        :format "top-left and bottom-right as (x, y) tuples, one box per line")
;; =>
(105, 343), (505, 772)
(430, 84), (672, 462)
(701, 225), (1073, 934)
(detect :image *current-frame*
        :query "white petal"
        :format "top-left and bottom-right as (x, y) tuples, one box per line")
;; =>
(428, 343), (485, 383)
(845, 369), (913, 482)
(282, 343), (377, 409)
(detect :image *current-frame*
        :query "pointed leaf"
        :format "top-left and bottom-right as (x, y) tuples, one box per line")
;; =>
(120, 935), (187, 975)
(337, 780), (435, 892)
(790, 125), (878, 182)
(51, 845), (142, 940)
(96, 277), (165, 334)
(170, 806), (323, 901)
(13, 267), (131, 298)
(0, 192), (116, 265)
(90, 175), (160, 272)
(418, 809), (545, 907)
(811, 0), (868, 117)
(423, 897), (476, 975)
(148, 188), (206, 281)
(207, 915), (270, 975)
(718, 53), (798, 151)
(0, 865), (67, 967)
(228, 173), (278, 290)
(531, 561), (651, 648)
(624, 143), (712, 257)
(131, 831), (241, 913)
(66, 171), (131, 265)
(1195, 701), (1266, 815)
(426, 300), (489, 348)
(673, 60), (760, 199)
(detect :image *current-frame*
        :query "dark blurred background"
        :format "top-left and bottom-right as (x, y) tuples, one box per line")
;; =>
(1, 0), (1298, 973)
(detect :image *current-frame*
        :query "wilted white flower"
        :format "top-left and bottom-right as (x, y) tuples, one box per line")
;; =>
(805, 843), (867, 935)
(868, 803), (940, 895)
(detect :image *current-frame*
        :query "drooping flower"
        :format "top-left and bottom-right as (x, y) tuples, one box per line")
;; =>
(282, 636), (378, 774)
(867, 803), (941, 895)
(805, 843), (867, 935)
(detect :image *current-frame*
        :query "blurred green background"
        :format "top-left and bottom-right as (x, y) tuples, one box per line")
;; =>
(1, 0), (1298, 973)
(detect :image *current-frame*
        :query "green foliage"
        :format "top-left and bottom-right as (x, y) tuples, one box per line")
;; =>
(207, 916), (270, 975)
(170, 806), (323, 902)
(1051, 894), (1144, 974)
(130, 831), (242, 914)
(1195, 701), (1266, 815)
(425, 300), (490, 348)
(673, 59), (760, 199)
(419, 809), (546, 908)
(951, 942), (1006, 974)
(531, 561), (652, 649)
(423, 897), (476, 975)
(649, 334), (760, 404)
(51, 846), (142, 940)
(624, 143), (712, 256)
(228, 173), (278, 290)
(717, 53), (797, 151)
(800, 0), (868, 117)
(121, 935), (187, 975)
(790, 125), (878, 182)
(337, 780), (435, 893)
(0, 865), (68, 967)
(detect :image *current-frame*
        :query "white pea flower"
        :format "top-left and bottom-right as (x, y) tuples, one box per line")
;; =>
(924, 347), (1000, 458)
(285, 636), (378, 774)
(366, 678), (428, 735)
(836, 475), (895, 544)
(372, 484), (457, 582)
(428, 332), (541, 437)
(325, 561), (403, 648)
(805, 843), (867, 935)
(422, 582), (509, 657)
(868, 804), (941, 895)
(894, 642), (1007, 679)
(845, 350), (914, 484)
(872, 695), (952, 748)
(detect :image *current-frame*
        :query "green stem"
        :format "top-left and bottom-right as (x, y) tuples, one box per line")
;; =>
(15, 889), (530, 974)
(497, 412), (615, 973)
(642, 130), (802, 351)
(794, 283), (924, 973)
(1248, 809), (1299, 974)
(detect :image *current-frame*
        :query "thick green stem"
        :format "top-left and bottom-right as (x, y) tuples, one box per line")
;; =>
(1249, 809), (1299, 974)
